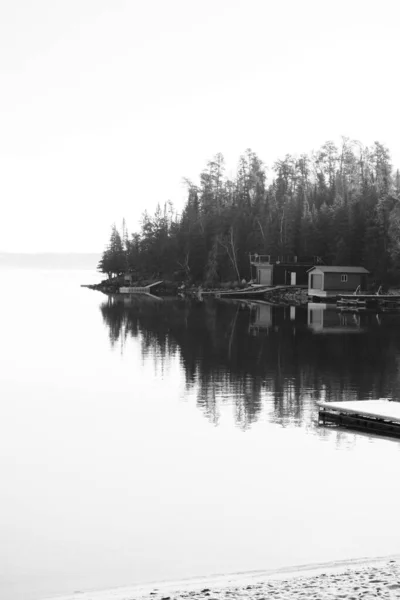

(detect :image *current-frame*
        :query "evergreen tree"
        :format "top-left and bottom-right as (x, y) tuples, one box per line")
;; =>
(98, 224), (126, 278)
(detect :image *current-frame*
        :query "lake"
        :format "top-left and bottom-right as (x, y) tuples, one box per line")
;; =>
(1, 268), (400, 600)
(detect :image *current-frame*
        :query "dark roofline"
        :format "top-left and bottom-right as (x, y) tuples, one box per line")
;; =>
(307, 266), (370, 274)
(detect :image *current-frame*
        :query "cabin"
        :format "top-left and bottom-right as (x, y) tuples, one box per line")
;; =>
(273, 262), (313, 286)
(308, 266), (369, 299)
(249, 255), (324, 287)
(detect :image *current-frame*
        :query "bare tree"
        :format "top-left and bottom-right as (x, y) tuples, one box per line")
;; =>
(177, 251), (191, 279)
(218, 227), (240, 281)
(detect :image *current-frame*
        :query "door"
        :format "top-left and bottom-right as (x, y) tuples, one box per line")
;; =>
(259, 268), (272, 285)
(311, 274), (322, 289)
(290, 272), (296, 285)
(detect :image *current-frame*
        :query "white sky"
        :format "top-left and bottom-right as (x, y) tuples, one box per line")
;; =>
(1, 0), (399, 252)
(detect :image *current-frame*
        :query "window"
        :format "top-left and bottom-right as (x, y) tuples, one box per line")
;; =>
(341, 274), (348, 282)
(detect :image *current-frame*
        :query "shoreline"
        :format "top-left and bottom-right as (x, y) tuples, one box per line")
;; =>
(83, 281), (309, 305)
(43, 554), (400, 600)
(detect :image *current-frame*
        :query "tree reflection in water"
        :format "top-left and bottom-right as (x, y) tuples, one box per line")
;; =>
(100, 295), (400, 429)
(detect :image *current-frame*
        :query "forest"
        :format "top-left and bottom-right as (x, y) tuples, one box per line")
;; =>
(98, 138), (400, 285)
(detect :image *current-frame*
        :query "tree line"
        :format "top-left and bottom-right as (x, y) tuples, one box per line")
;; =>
(98, 138), (400, 285)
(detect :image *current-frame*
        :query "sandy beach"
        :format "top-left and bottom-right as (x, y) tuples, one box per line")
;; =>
(45, 555), (400, 600)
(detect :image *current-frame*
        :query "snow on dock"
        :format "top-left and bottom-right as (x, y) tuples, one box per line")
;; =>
(318, 400), (400, 423)
(317, 399), (400, 437)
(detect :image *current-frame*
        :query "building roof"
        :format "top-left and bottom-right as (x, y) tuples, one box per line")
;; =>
(308, 266), (369, 274)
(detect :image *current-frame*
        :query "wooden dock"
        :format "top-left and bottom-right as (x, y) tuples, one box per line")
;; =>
(317, 400), (400, 437)
(201, 286), (272, 299)
(119, 281), (163, 295)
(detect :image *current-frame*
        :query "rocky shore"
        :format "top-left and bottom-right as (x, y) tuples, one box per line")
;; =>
(83, 278), (309, 305)
(262, 286), (308, 305)
(48, 557), (400, 600)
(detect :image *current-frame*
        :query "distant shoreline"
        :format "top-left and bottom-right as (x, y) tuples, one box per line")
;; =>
(0, 252), (101, 269)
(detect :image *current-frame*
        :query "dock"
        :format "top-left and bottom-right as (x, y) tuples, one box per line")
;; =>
(200, 286), (272, 300)
(337, 293), (400, 310)
(317, 400), (400, 438)
(119, 280), (163, 295)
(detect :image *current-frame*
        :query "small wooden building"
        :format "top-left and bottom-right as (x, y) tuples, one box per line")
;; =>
(273, 263), (312, 286)
(308, 266), (369, 299)
(252, 260), (274, 285)
(249, 255), (323, 286)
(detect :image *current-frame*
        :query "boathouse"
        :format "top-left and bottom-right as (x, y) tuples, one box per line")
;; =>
(308, 266), (369, 299)
(249, 255), (324, 286)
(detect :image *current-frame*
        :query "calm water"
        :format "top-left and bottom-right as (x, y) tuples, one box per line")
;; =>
(1, 268), (400, 600)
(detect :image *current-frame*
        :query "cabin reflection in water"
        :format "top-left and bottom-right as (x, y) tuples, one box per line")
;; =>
(249, 303), (303, 334)
(307, 303), (365, 333)
(249, 303), (272, 332)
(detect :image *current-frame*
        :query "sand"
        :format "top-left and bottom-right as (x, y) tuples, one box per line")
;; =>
(45, 556), (400, 600)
